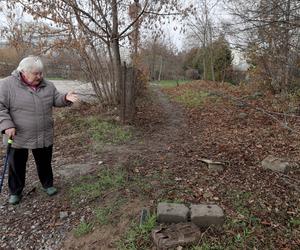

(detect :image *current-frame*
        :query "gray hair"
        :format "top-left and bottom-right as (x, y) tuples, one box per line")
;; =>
(17, 56), (44, 73)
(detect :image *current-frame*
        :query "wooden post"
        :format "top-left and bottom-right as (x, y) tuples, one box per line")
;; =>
(121, 62), (127, 124)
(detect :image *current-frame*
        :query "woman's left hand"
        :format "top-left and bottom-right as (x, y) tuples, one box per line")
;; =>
(66, 91), (79, 103)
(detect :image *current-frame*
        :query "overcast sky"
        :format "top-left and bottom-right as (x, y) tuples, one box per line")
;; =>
(0, 0), (247, 68)
(161, 0), (248, 68)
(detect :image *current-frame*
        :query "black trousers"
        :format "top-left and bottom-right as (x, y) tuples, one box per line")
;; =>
(8, 145), (53, 195)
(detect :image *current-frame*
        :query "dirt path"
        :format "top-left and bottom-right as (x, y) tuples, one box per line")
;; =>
(0, 85), (188, 249)
(138, 84), (187, 150)
(152, 84), (185, 133)
(62, 85), (193, 249)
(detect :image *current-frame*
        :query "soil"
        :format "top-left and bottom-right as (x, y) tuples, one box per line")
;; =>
(0, 81), (299, 249)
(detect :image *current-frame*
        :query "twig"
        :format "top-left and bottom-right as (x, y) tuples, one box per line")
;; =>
(25, 187), (36, 196)
(263, 111), (300, 118)
(275, 172), (300, 184)
(280, 177), (300, 192)
(195, 226), (212, 245)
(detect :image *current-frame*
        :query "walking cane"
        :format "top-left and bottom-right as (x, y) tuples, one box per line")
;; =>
(0, 138), (13, 193)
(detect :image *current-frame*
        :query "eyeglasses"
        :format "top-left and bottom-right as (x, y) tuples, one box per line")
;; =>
(30, 72), (43, 76)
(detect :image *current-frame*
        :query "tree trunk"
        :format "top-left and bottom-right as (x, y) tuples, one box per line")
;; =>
(283, 0), (291, 91)
(209, 23), (215, 81)
(158, 55), (163, 81)
(151, 40), (157, 80)
(111, 0), (122, 104)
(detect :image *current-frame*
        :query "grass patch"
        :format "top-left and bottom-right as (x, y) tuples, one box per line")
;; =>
(226, 219), (257, 248)
(174, 90), (212, 108)
(94, 198), (126, 225)
(129, 175), (153, 194)
(289, 218), (300, 227)
(189, 217), (260, 249)
(73, 222), (93, 237)
(187, 190), (261, 249)
(84, 117), (132, 144)
(228, 191), (254, 218)
(95, 207), (111, 225)
(117, 214), (157, 250)
(157, 79), (189, 88)
(69, 167), (126, 200)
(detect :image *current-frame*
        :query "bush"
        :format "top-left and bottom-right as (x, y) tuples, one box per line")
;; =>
(0, 47), (18, 77)
(185, 68), (200, 80)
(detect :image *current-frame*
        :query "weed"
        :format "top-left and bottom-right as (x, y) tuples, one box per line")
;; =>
(94, 198), (126, 225)
(195, 190), (260, 249)
(228, 190), (252, 217)
(129, 175), (153, 194)
(70, 181), (102, 200)
(221, 217), (260, 249)
(233, 222), (253, 244)
(117, 214), (157, 250)
(73, 222), (93, 237)
(95, 207), (111, 225)
(69, 168), (126, 200)
(84, 117), (131, 144)
(289, 218), (300, 227)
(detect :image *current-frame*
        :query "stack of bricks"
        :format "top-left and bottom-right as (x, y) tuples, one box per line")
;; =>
(157, 202), (225, 228)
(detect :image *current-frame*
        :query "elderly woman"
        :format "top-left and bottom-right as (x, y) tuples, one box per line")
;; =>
(0, 56), (78, 205)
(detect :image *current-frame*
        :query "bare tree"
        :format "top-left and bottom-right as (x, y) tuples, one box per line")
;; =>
(128, 0), (142, 61)
(5, 0), (191, 110)
(185, 0), (222, 81)
(0, 8), (49, 61)
(139, 35), (183, 81)
(225, 0), (300, 92)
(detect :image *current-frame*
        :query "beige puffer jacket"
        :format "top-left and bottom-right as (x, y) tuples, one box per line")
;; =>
(0, 70), (70, 149)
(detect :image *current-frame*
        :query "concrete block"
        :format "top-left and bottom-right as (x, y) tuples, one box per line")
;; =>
(208, 163), (224, 172)
(190, 204), (224, 228)
(261, 155), (290, 173)
(200, 158), (224, 172)
(157, 202), (189, 223)
(152, 222), (200, 248)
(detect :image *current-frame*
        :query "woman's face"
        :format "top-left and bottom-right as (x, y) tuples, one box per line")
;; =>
(23, 70), (43, 85)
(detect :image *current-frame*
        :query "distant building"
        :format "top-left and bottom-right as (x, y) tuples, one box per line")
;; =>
(232, 50), (249, 71)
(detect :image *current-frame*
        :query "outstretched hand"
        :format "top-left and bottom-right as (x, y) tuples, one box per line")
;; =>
(66, 91), (79, 103)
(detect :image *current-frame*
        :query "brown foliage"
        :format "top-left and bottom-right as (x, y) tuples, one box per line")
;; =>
(0, 47), (18, 76)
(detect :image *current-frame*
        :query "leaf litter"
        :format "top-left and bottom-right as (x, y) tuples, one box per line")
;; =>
(0, 81), (299, 249)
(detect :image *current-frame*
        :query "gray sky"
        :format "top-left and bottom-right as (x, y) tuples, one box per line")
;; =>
(0, 0), (247, 68)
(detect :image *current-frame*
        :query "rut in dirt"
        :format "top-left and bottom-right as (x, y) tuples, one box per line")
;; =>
(147, 84), (188, 143)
